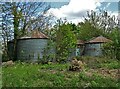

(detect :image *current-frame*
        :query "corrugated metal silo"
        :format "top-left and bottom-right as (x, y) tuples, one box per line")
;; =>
(7, 40), (14, 60)
(16, 30), (49, 61)
(84, 36), (112, 56)
(68, 40), (84, 61)
(84, 43), (103, 56)
(17, 38), (48, 61)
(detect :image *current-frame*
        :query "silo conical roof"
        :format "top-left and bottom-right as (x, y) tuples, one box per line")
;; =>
(20, 30), (48, 39)
(87, 36), (112, 43)
(31, 30), (48, 39)
(77, 40), (85, 45)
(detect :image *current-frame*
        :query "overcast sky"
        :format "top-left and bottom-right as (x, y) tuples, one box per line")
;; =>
(46, 0), (119, 24)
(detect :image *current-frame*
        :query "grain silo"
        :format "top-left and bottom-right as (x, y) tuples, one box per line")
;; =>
(16, 30), (49, 61)
(84, 36), (112, 56)
(7, 40), (14, 60)
(68, 40), (84, 61)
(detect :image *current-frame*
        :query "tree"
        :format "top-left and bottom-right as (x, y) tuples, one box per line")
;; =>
(1, 2), (51, 61)
(55, 20), (77, 63)
(86, 10), (117, 33)
(76, 10), (117, 41)
(77, 21), (105, 41)
(80, 10), (119, 60)
(103, 27), (120, 60)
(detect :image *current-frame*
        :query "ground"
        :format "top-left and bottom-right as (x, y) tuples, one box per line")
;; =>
(1, 57), (120, 88)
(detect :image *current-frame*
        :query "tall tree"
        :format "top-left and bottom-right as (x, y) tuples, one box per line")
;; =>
(86, 10), (117, 33)
(76, 10), (118, 41)
(105, 27), (120, 60)
(1, 2), (51, 61)
(77, 21), (105, 41)
(79, 10), (120, 60)
(55, 20), (77, 63)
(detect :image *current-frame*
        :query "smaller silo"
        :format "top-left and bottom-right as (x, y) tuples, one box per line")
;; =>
(84, 36), (112, 56)
(68, 40), (84, 60)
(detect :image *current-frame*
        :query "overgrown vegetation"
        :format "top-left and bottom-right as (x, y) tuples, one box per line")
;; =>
(55, 22), (77, 63)
(2, 7), (120, 62)
(103, 28), (120, 60)
(1, 3), (120, 88)
(1, 2), (51, 61)
(2, 57), (119, 87)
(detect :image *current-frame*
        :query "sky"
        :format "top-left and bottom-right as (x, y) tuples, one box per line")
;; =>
(0, 0), (119, 46)
(46, 0), (119, 24)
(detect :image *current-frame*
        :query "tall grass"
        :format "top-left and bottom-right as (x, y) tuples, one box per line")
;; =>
(2, 57), (119, 87)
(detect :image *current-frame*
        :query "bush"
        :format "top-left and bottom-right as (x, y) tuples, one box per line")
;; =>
(102, 42), (120, 60)
(55, 23), (77, 63)
(103, 28), (120, 60)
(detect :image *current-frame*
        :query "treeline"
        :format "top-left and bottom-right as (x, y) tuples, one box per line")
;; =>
(1, 2), (120, 62)
(44, 11), (120, 62)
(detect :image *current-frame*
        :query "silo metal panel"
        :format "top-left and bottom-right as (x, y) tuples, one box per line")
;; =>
(7, 42), (14, 60)
(17, 39), (48, 61)
(84, 43), (102, 56)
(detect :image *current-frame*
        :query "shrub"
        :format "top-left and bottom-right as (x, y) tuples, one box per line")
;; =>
(103, 28), (120, 60)
(55, 23), (77, 63)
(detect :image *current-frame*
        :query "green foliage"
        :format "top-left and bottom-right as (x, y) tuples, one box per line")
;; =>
(74, 56), (120, 69)
(103, 28), (120, 60)
(79, 72), (118, 87)
(76, 10), (116, 41)
(77, 21), (105, 41)
(55, 22), (77, 63)
(89, 73), (118, 87)
(0, 67), (1, 89)
(102, 42), (115, 59)
(86, 10), (116, 33)
(2, 2), (51, 61)
(2, 51), (9, 62)
(100, 61), (120, 69)
(2, 60), (119, 87)
(42, 40), (56, 64)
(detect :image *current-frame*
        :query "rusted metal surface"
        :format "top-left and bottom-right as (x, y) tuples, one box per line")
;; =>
(8, 30), (50, 61)
(31, 30), (49, 39)
(86, 36), (112, 43)
(20, 30), (48, 39)
(77, 40), (85, 45)
(84, 43), (103, 56)
(84, 36), (112, 56)
(17, 39), (48, 61)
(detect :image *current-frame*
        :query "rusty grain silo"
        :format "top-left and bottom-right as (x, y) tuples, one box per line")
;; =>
(84, 36), (112, 56)
(16, 30), (49, 61)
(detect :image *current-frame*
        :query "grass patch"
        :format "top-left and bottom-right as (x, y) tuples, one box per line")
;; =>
(0, 67), (2, 89)
(2, 57), (119, 88)
(77, 56), (120, 69)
